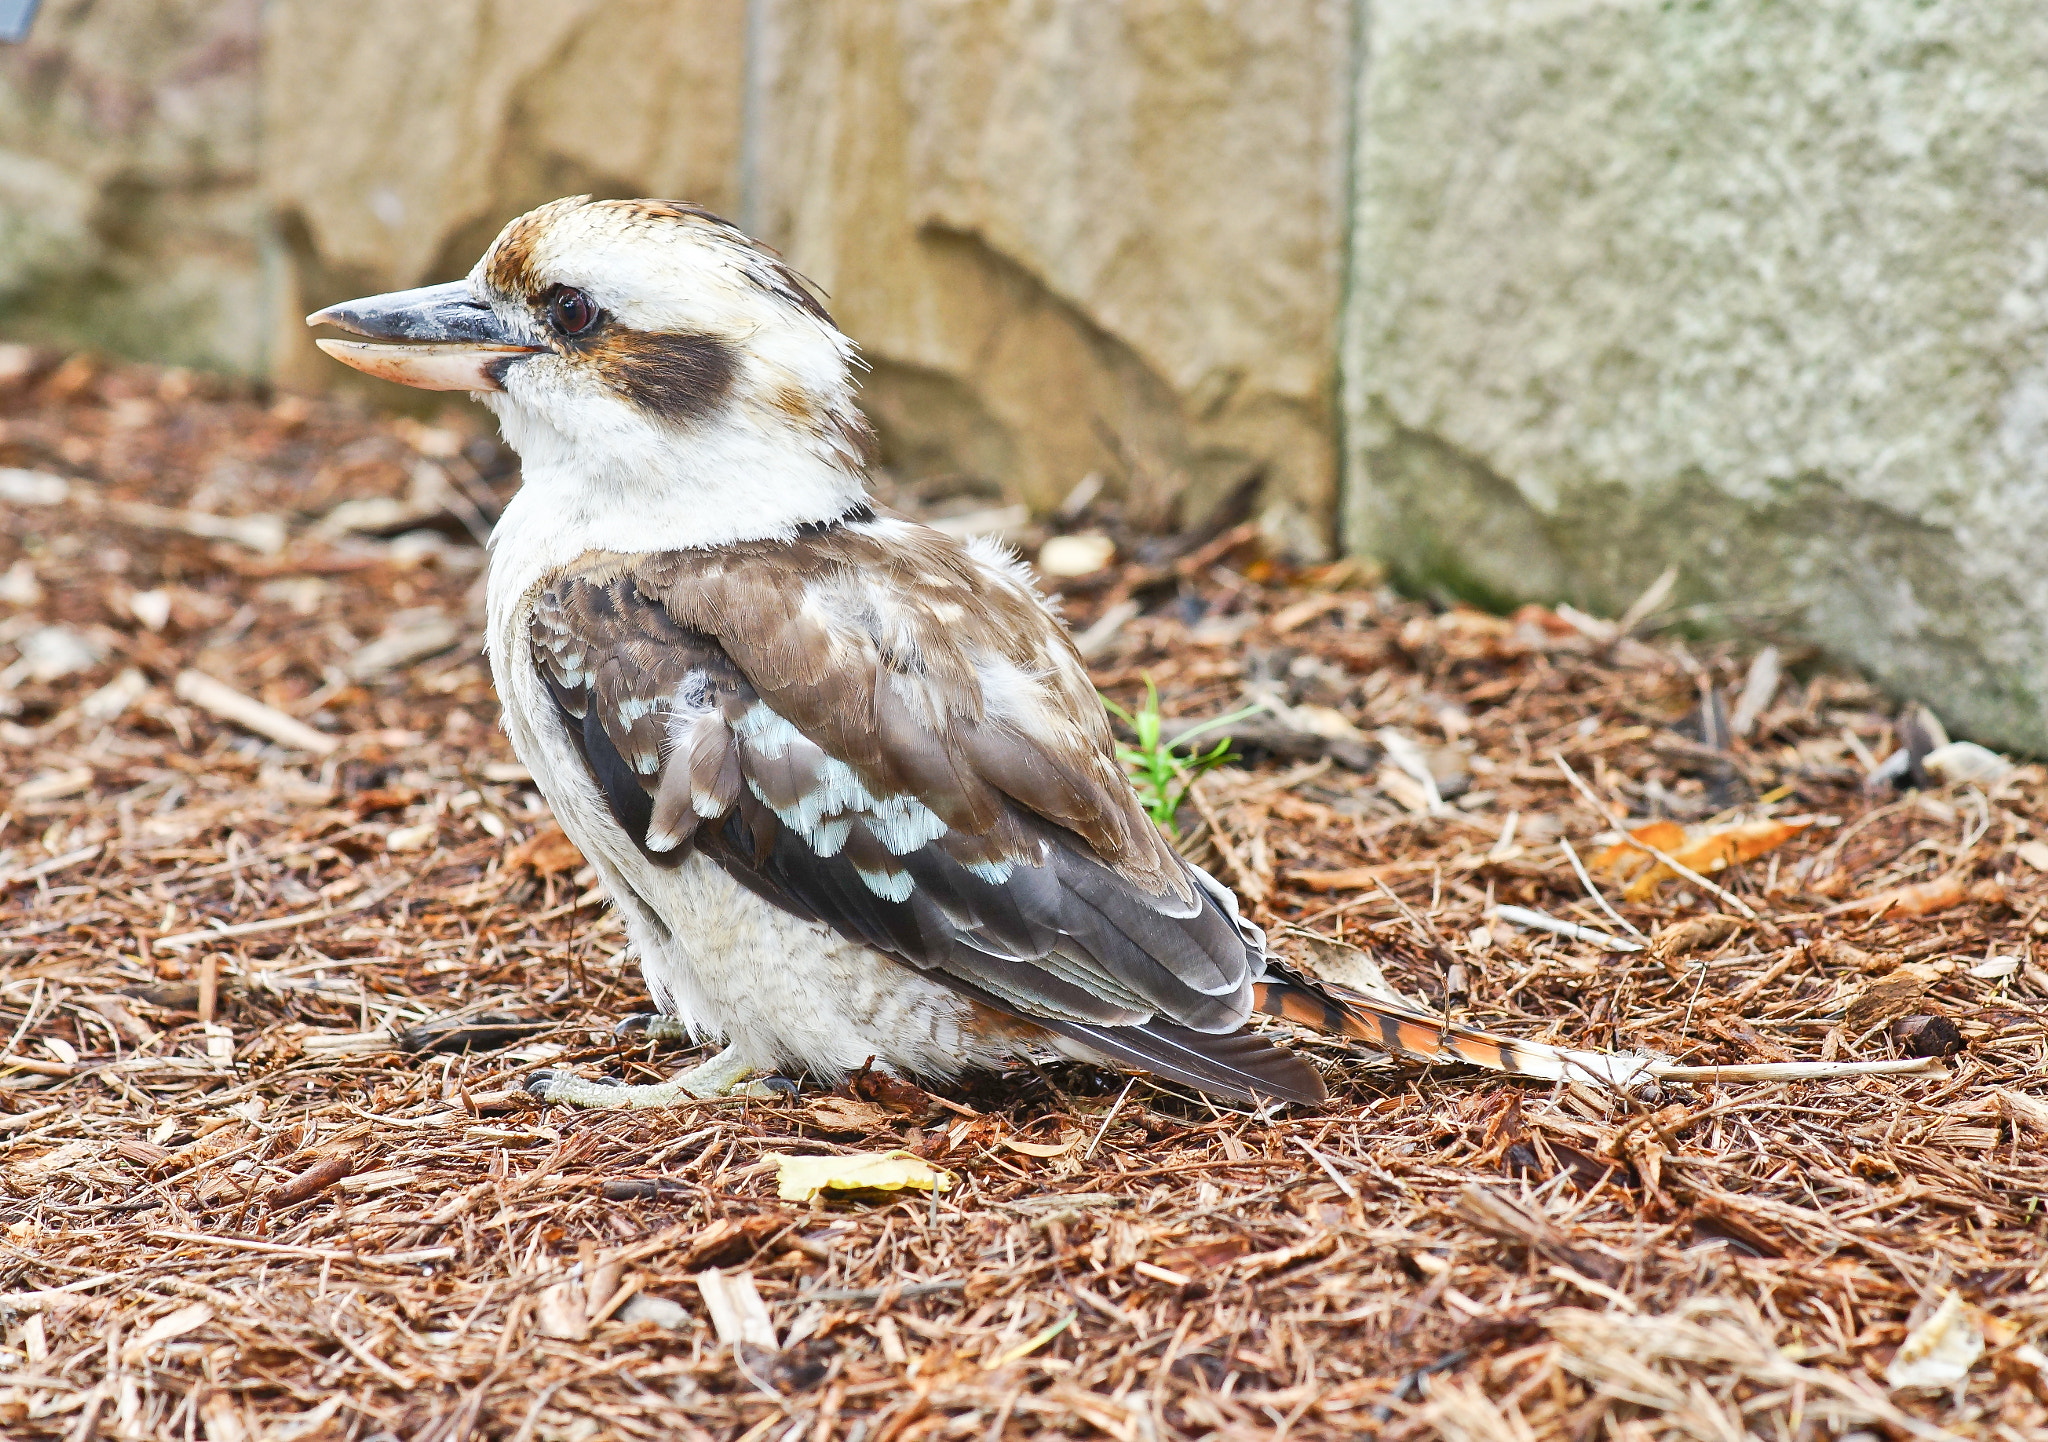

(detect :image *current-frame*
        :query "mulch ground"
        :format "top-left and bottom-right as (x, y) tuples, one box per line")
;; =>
(1, 348), (2045, 1442)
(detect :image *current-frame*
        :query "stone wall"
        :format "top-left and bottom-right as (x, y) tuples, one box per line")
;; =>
(1341, 0), (2048, 753)
(261, 0), (748, 393)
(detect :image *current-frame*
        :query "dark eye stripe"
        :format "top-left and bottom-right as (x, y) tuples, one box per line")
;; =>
(587, 331), (738, 424)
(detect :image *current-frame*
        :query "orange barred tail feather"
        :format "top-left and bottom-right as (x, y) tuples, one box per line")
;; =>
(1253, 970), (1655, 1088)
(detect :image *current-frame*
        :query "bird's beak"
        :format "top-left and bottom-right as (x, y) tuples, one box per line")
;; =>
(306, 282), (539, 392)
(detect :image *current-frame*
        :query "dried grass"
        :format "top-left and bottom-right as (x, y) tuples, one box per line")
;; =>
(1, 354), (2045, 1440)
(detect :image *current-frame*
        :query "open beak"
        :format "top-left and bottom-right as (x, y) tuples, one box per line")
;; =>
(306, 282), (539, 392)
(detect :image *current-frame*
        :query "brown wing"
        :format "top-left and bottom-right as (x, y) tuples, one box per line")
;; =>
(530, 521), (1324, 1105)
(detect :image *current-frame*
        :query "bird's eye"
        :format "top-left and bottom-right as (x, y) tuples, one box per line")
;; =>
(545, 286), (601, 337)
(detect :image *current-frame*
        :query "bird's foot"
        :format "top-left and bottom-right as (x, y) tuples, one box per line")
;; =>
(526, 1042), (788, 1109)
(613, 1012), (693, 1046)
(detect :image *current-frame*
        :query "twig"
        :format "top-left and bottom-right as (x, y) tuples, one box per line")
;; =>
(1491, 904), (1644, 953)
(1292, 1138), (1360, 1203)
(1082, 1079), (1136, 1163)
(1645, 1057), (1942, 1082)
(1616, 565), (1679, 635)
(1558, 836), (1646, 942)
(154, 873), (409, 950)
(174, 669), (341, 755)
(1552, 752), (1620, 824)
(0, 845), (102, 889)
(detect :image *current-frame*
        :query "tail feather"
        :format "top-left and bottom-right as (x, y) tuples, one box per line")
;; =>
(1255, 968), (1653, 1088)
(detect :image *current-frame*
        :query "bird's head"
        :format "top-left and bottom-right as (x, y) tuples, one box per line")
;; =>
(308, 197), (873, 532)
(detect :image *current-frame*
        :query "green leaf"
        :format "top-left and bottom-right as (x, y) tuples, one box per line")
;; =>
(1101, 677), (1249, 836)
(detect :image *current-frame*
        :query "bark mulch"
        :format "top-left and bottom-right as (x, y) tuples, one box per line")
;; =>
(1, 349), (2045, 1441)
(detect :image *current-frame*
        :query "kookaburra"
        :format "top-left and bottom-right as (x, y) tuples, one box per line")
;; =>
(311, 196), (1634, 1108)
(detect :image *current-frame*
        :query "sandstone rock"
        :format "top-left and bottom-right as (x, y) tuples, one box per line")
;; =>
(1343, 0), (2048, 751)
(0, 0), (265, 372)
(742, 0), (1349, 530)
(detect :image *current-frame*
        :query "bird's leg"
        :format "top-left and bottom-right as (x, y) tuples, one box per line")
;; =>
(526, 1042), (782, 1108)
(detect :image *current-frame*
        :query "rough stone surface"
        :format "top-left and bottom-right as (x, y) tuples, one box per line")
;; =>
(0, 0), (265, 372)
(1344, 0), (2048, 751)
(752, 0), (1350, 529)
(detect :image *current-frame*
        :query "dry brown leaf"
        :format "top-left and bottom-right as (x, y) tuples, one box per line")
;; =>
(1828, 872), (1967, 918)
(1651, 915), (1744, 962)
(806, 1097), (895, 1133)
(1844, 972), (1930, 1032)
(674, 1216), (787, 1271)
(1823, 939), (1898, 974)
(1997, 1089), (2048, 1136)
(1002, 1134), (1080, 1159)
(505, 824), (585, 877)
(1155, 1236), (1252, 1275)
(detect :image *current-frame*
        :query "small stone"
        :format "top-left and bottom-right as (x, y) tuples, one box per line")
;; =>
(127, 589), (173, 631)
(1920, 741), (2012, 787)
(1037, 533), (1117, 577)
(618, 1294), (691, 1331)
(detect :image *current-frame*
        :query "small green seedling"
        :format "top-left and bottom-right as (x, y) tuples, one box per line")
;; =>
(1102, 679), (1265, 835)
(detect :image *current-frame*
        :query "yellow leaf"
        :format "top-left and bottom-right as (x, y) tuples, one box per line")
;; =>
(769, 1150), (953, 1203)
(1666, 819), (1806, 874)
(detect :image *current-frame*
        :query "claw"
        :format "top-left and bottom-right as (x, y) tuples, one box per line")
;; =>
(614, 1012), (692, 1045)
(756, 1076), (800, 1097)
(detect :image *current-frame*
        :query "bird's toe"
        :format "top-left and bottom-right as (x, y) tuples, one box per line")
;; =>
(525, 1069), (622, 1103)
